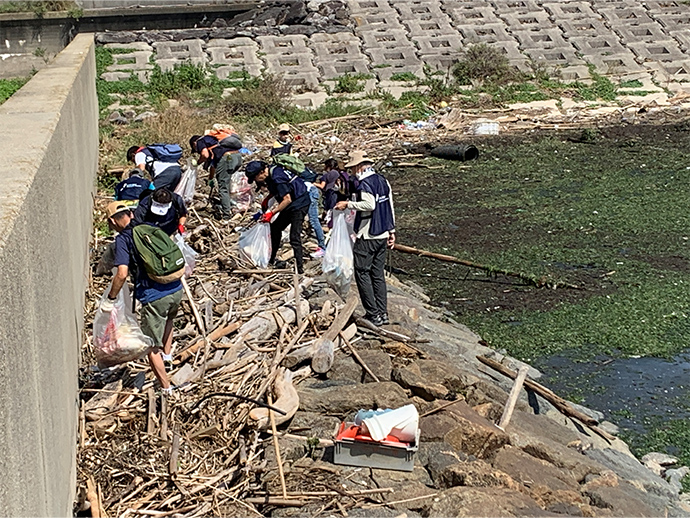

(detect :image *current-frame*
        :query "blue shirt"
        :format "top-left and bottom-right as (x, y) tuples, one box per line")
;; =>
(267, 165), (310, 210)
(132, 192), (187, 236)
(112, 224), (182, 304)
(195, 135), (228, 170)
(114, 175), (154, 201)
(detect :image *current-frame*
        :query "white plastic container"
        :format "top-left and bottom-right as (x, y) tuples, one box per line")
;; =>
(473, 120), (500, 135)
(362, 404), (419, 442)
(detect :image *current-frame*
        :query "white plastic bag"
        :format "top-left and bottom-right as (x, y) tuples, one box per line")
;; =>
(92, 281), (154, 368)
(322, 211), (354, 295)
(239, 222), (272, 268)
(230, 170), (252, 212)
(175, 161), (198, 204)
(173, 233), (198, 277)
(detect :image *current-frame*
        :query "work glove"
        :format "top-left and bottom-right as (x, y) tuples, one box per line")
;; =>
(260, 211), (274, 223)
(100, 297), (116, 313)
(207, 179), (216, 188)
(178, 223), (185, 235)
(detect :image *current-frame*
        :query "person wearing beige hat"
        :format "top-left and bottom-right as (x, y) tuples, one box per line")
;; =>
(335, 151), (396, 327)
(271, 123), (293, 157)
(101, 201), (182, 394)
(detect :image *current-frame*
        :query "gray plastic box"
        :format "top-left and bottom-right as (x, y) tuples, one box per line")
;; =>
(332, 422), (420, 472)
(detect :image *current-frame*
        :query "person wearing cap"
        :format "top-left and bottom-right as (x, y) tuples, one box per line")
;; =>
(245, 160), (310, 274)
(100, 201), (183, 394)
(132, 188), (187, 236)
(114, 169), (154, 202)
(270, 123), (293, 157)
(335, 151), (396, 327)
(189, 134), (244, 219)
(127, 145), (182, 192)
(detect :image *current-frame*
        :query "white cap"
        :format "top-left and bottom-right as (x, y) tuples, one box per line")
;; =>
(150, 200), (172, 216)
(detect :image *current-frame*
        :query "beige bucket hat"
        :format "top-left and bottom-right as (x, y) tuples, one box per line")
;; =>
(344, 150), (375, 168)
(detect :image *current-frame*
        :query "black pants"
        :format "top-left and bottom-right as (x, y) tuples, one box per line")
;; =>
(353, 237), (388, 319)
(270, 206), (308, 273)
(153, 165), (182, 191)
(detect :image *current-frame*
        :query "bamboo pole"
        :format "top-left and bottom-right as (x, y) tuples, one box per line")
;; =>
(268, 394), (288, 499)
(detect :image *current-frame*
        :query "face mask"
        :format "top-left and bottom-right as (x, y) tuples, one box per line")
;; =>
(356, 165), (374, 180)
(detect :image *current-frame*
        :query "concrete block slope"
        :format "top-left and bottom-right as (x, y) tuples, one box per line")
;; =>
(0, 34), (98, 517)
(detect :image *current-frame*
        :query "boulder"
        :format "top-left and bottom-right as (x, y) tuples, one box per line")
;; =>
(420, 413), (460, 442)
(358, 349), (392, 382)
(584, 448), (678, 499)
(642, 452), (678, 467)
(416, 359), (479, 392)
(371, 465), (432, 488)
(133, 111), (157, 123)
(443, 401), (510, 459)
(417, 442), (467, 485)
(437, 460), (524, 491)
(531, 489), (594, 517)
(493, 446), (579, 492)
(297, 381), (409, 415)
(665, 466), (690, 494)
(507, 410), (604, 482)
(96, 31), (138, 44)
(583, 480), (662, 517)
(288, 411), (340, 440)
(393, 363), (448, 401)
(424, 487), (549, 517)
(327, 352), (362, 382)
(472, 402), (502, 422)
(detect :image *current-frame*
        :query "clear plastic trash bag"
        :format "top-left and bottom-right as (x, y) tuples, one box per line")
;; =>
(175, 160), (199, 204)
(239, 222), (272, 269)
(322, 210), (354, 296)
(172, 233), (198, 277)
(92, 281), (154, 368)
(230, 170), (252, 212)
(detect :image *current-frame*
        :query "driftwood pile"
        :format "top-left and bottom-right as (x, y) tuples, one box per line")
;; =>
(78, 179), (427, 517)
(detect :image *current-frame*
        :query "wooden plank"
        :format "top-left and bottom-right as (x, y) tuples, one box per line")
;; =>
(498, 366), (529, 430)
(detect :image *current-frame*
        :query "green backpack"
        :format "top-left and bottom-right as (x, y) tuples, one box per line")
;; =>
(132, 224), (185, 284)
(272, 154), (318, 183)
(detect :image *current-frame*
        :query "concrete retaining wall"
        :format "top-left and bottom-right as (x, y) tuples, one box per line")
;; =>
(0, 34), (98, 516)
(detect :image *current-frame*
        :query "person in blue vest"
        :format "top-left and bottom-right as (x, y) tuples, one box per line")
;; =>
(100, 201), (182, 394)
(335, 150), (396, 327)
(127, 145), (182, 192)
(132, 188), (188, 236)
(114, 170), (154, 202)
(245, 160), (310, 274)
(189, 134), (243, 220)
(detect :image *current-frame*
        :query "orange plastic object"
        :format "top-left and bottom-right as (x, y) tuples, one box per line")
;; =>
(335, 423), (409, 447)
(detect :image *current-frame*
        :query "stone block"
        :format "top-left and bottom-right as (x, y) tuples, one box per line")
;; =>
(346, 0), (393, 14)
(543, 1), (598, 20)
(104, 42), (152, 52)
(359, 28), (412, 49)
(395, 2), (449, 22)
(352, 11), (404, 31)
(310, 33), (372, 79)
(558, 19), (610, 38)
(501, 11), (552, 30)
(523, 47), (584, 67)
(558, 64), (593, 81)
(421, 54), (462, 72)
(588, 52), (646, 74)
(598, 5), (654, 25)
(106, 50), (153, 73)
(655, 12), (690, 32)
(403, 18), (459, 37)
(512, 28), (571, 50)
(670, 30), (690, 52)
(257, 34), (310, 54)
(437, 459), (523, 491)
(456, 23), (517, 44)
(443, 400), (510, 459)
(615, 23), (673, 44)
(297, 381), (409, 414)
(628, 40), (685, 63)
(154, 39), (205, 60)
(101, 70), (149, 82)
(263, 54), (320, 89)
(365, 47), (424, 80)
(493, 445), (579, 492)
(358, 349), (392, 382)
(425, 487), (546, 518)
(570, 35), (629, 57)
(491, 0), (542, 14)
(291, 91), (329, 109)
(446, 5), (497, 26)
(413, 34), (463, 54)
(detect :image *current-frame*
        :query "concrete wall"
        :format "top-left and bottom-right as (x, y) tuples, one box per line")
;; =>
(0, 34), (98, 516)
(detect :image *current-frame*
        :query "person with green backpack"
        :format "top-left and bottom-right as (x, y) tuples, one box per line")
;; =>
(100, 201), (185, 394)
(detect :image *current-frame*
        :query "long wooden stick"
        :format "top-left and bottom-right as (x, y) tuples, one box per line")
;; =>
(498, 366), (529, 430)
(86, 476), (101, 518)
(339, 332), (379, 382)
(393, 243), (581, 289)
(268, 394), (288, 499)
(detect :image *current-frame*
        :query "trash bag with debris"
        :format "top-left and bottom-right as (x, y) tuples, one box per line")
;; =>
(322, 210), (354, 296)
(93, 281), (154, 368)
(175, 160), (198, 204)
(239, 222), (272, 268)
(172, 233), (198, 277)
(230, 170), (252, 212)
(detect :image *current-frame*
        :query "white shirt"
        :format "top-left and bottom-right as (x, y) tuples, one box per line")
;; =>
(135, 151), (176, 177)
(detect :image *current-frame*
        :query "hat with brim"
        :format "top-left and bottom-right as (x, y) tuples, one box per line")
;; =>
(344, 150), (375, 168)
(278, 123), (290, 133)
(245, 160), (265, 184)
(105, 201), (131, 219)
(150, 200), (172, 216)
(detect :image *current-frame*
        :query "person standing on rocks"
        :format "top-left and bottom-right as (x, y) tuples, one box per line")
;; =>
(335, 151), (395, 326)
(189, 134), (243, 220)
(245, 160), (310, 274)
(127, 144), (182, 192)
(101, 201), (182, 394)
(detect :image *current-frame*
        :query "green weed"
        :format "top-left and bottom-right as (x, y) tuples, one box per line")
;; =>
(0, 76), (30, 104)
(390, 72), (418, 82)
(333, 73), (370, 94)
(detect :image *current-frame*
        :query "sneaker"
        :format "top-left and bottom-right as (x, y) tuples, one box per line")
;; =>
(310, 247), (325, 258)
(273, 260), (288, 270)
(379, 314), (390, 325)
(162, 353), (173, 370)
(367, 314), (384, 327)
(161, 386), (175, 397)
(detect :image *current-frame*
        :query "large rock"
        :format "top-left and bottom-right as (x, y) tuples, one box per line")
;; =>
(493, 446), (579, 493)
(425, 487), (550, 517)
(443, 401), (510, 459)
(420, 413), (461, 442)
(416, 359), (479, 392)
(531, 488), (595, 517)
(583, 480), (662, 517)
(584, 448), (678, 500)
(297, 381), (409, 415)
(358, 349), (392, 382)
(418, 442), (467, 485)
(288, 411), (341, 440)
(506, 410), (604, 482)
(437, 460), (524, 491)
(393, 363), (448, 401)
(327, 352), (362, 382)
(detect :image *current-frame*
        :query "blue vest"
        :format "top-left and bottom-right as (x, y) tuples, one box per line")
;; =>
(115, 175), (152, 201)
(354, 173), (395, 236)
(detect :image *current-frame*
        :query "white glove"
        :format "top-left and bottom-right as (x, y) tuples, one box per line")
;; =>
(100, 297), (116, 312)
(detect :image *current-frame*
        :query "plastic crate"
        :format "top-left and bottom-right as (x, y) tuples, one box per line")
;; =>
(333, 422), (420, 472)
